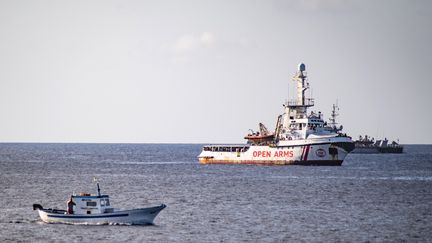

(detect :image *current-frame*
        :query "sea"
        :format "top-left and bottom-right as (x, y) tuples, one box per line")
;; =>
(0, 143), (431, 242)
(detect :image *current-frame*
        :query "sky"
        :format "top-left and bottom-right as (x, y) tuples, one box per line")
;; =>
(0, 0), (431, 144)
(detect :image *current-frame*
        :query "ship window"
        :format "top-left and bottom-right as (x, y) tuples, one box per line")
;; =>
(86, 201), (97, 207)
(100, 198), (110, 206)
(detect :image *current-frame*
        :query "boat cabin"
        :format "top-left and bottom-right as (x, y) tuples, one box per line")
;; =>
(71, 193), (113, 214)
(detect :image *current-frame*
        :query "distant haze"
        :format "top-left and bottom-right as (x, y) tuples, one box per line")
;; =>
(0, 0), (431, 144)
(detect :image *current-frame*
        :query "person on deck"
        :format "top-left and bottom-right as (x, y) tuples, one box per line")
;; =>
(67, 196), (76, 214)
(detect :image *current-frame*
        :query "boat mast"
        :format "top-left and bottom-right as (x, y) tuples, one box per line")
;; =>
(97, 182), (101, 197)
(94, 177), (101, 197)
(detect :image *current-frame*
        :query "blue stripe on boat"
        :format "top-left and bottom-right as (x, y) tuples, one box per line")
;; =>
(47, 213), (129, 219)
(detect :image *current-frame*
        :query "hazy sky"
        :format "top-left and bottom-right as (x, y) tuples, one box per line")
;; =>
(0, 0), (431, 144)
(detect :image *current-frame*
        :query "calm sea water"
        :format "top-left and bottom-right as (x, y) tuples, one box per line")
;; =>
(0, 143), (431, 242)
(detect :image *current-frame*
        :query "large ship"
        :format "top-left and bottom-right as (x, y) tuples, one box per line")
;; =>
(352, 135), (403, 154)
(198, 63), (355, 166)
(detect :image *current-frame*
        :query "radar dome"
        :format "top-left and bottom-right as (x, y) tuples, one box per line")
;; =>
(298, 63), (306, 72)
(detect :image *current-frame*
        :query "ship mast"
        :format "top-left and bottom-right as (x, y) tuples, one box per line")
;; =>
(329, 103), (339, 128)
(295, 63), (308, 108)
(327, 102), (343, 133)
(285, 63), (314, 117)
(281, 63), (315, 138)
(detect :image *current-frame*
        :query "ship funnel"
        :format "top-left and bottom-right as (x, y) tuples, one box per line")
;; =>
(298, 63), (306, 72)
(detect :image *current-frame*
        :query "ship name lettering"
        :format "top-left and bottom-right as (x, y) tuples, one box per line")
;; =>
(273, 150), (294, 157)
(252, 151), (271, 157)
(252, 150), (293, 158)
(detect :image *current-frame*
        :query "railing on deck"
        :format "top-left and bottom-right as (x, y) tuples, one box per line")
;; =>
(286, 98), (314, 107)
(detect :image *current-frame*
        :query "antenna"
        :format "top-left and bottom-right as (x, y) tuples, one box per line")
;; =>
(287, 68), (290, 102)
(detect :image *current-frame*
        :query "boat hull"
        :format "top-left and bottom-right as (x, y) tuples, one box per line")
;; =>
(352, 146), (403, 154)
(37, 204), (166, 225)
(351, 147), (379, 154)
(377, 146), (403, 153)
(199, 138), (354, 166)
(199, 158), (343, 166)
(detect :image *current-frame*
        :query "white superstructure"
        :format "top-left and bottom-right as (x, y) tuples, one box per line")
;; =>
(198, 63), (354, 166)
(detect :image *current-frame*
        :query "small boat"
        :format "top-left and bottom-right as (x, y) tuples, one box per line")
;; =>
(33, 181), (166, 225)
(243, 123), (275, 144)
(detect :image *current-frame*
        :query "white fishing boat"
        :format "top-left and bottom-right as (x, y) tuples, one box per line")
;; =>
(198, 63), (355, 166)
(33, 181), (166, 225)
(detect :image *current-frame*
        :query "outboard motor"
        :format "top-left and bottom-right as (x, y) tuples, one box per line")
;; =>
(33, 204), (43, 210)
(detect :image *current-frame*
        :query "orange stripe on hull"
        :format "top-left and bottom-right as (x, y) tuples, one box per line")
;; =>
(199, 158), (343, 166)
